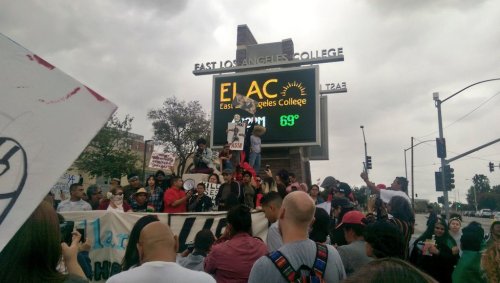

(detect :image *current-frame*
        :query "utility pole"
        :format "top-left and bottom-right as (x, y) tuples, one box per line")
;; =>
(434, 92), (451, 219)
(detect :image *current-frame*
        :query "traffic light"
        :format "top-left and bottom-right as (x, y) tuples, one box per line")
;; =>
(435, 171), (443, 191)
(366, 156), (372, 169)
(436, 138), (446, 158)
(444, 165), (455, 190)
(489, 162), (494, 172)
(438, 196), (444, 204)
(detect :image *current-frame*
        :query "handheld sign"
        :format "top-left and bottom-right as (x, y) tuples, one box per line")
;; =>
(0, 33), (116, 251)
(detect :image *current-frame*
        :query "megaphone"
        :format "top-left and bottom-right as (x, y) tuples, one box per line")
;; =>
(183, 179), (195, 191)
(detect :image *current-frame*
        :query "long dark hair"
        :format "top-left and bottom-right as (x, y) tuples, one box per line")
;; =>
(0, 201), (66, 282)
(121, 215), (159, 270)
(309, 208), (330, 243)
(388, 196), (415, 223)
(415, 218), (456, 248)
(146, 174), (156, 188)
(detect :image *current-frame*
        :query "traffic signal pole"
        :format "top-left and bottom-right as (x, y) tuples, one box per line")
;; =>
(434, 92), (451, 220)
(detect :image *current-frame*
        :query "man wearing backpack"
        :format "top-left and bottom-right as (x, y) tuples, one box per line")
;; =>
(249, 191), (346, 283)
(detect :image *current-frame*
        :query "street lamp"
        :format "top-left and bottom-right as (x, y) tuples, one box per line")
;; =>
(142, 139), (153, 183)
(360, 125), (368, 174)
(403, 137), (434, 209)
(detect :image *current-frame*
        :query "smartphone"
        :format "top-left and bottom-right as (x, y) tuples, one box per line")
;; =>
(60, 221), (74, 245)
(186, 241), (195, 253)
(265, 165), (270, 170)
(75, 222), (86, 243)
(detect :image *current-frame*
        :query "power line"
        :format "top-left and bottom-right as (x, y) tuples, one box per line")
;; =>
(417, 90), (500, 139)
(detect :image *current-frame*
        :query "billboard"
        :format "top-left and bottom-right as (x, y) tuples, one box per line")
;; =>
(211, 66), (319, 147)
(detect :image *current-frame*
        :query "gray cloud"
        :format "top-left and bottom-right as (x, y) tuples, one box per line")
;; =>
(1, 0), (499, 203)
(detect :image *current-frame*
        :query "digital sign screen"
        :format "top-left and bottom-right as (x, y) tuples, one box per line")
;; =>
(211, 66), (320, 147)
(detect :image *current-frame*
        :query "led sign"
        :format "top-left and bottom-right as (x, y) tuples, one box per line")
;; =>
(211, 66), (319, 147)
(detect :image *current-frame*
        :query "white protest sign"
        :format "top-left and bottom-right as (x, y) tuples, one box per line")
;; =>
(227, 122), (245, 150)
(316, 201), (332, 214)
(204, 182), (220, 204)
(0, 33), (116, 251)
(148, 151), (175, 169)
(50, 172), (81, 200)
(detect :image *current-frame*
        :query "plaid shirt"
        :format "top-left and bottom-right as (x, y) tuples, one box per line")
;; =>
(147, 186), (164, 212)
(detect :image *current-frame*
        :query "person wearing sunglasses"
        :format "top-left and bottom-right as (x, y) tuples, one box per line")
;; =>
(98, 186), (131, 212)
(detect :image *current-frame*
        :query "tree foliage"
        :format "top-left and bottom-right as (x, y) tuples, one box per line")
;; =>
(148, 97), (210, 176)
(74, 114), (140, 178)
(466, 174), (494, 209)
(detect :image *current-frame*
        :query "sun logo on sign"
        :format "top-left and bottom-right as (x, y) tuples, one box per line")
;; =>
(280, 81), (307, 97)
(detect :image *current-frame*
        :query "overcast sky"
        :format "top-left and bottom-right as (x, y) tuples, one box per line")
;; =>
(2, 0), (499, 204)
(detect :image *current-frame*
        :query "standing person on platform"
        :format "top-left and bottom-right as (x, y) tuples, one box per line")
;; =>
(204, 205), (268, 283)
(110, 177), (121, 191)
(215, 169), (240, 211)
(99, 186), (131, 212)
(123, 173), (142, 203)
(219, 142), (233, 171)
(86, 184), (103, 210)
(57, 184), (92, 212)
(248, 191), (346, 283)
(241, 171), (256, 209)
(163, 177), (192, 213)
(107, 222), (215, 283)
(145, 175), (163, 213)
(191, 138), (216, 174)
(154, 170), (169, 192)
(249, 125), (266, 173)
(187, 183), (213, 212)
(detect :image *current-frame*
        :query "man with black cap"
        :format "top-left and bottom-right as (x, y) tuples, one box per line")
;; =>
(123, 173), (142, 202)
(215, 169), (241, 211)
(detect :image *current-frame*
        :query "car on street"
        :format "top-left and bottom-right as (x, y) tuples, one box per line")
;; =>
(494, 211), (500, 221)
(478, 209), (492, 218)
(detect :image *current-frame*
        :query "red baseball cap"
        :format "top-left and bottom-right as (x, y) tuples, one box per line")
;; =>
(336, 210), (366, 229)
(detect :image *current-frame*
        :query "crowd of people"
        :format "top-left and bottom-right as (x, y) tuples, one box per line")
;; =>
(2, 154), (500, 282)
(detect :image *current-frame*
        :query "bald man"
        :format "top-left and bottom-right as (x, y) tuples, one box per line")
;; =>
(107, 222), (215, 283)
(248, 191), (346, 283)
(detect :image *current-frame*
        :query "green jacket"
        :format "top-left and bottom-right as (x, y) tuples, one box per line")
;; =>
(452, 250), (486, 283)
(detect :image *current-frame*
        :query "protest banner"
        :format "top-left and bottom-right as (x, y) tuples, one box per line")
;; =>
(227, 122), (245, 150)
(0, 33), (116, 251)
(61, 210), (268, 282)
(148, 151), (175, 170)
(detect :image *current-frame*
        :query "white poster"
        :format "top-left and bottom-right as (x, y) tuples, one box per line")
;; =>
(149, 151), (175, 169)
(61, 210), (268, 282)
(50, 172), (81, 200)
(0, 33), (116, 251)
(227, 122), (245, 150)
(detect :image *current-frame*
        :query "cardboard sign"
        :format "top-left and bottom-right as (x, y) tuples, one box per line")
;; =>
(149, 151), (175, 169)
(0, 33), (116, 251)
(227, 123), (245, 150)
